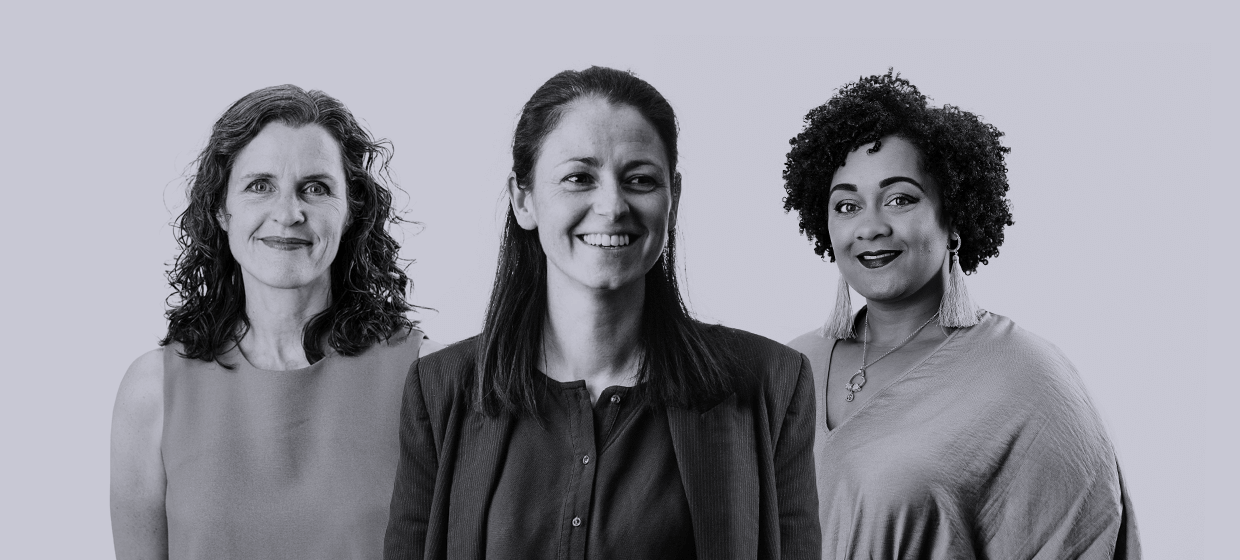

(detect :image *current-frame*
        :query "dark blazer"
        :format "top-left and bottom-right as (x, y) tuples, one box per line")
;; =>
(384, 329), (820, 560)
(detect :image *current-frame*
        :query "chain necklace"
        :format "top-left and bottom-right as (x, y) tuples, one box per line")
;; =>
(844, 310), (940, 402)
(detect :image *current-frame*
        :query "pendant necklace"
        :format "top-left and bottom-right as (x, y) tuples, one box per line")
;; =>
(844, 310), (940, 402)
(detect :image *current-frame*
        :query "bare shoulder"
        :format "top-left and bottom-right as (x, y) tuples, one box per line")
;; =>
(111, 349), (169, 558)
(112, 348), (165, 457)
(418, 337), (446, 358)
(115, 349), (165, 418)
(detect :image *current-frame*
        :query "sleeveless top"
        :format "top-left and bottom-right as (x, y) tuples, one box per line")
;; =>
(162, 329), (424, 560)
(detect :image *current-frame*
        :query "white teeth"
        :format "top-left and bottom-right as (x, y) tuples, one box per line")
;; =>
(582, 233), (631, 247)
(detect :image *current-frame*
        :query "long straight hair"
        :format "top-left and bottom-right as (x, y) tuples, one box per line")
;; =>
(476, 67), (738, 417)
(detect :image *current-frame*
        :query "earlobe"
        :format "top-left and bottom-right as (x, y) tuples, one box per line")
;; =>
(216, 210), (230, 232)
(507, 172), (537, 231)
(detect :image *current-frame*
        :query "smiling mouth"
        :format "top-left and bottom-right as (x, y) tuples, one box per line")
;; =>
(857, 250), (901, 269)
(580, 233), (634, 248)
(260, 237), (312, 251)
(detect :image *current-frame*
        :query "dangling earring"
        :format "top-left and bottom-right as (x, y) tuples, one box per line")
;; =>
(821, 274), (858, 340)
(939, 234), (980, 328)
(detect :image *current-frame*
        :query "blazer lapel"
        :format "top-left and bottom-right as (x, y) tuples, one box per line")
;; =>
(443, 411), (514, 560)
(668, 395), (760, 559)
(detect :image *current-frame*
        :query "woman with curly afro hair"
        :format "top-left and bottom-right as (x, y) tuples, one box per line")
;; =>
(784, 71), (1139, 558)
(110, 85), (440, 560)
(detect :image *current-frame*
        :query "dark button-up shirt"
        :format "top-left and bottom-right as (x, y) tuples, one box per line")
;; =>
(484, 373), (695, 559)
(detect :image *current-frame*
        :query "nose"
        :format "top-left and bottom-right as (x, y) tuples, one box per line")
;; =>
(853, 206), (892, 241)
(272, 188), (306, 227)
(591, 178), (630, 220)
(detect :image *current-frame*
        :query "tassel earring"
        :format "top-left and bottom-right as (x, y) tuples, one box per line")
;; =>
(821, 274), (858, 340)
(939, 234), (980, 328)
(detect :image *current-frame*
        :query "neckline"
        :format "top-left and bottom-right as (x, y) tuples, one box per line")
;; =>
(533, 369), (637, 394)
(821, 310), (969, 435)
(228, 342), (335, 374)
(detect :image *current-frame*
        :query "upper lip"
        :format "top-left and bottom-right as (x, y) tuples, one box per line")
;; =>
(856, 250), (900, 258)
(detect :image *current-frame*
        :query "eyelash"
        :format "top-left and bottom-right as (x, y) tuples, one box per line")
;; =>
(244, 181), (331, 196)
(832, 194), (920, 213)
(562, 173), (663, 191)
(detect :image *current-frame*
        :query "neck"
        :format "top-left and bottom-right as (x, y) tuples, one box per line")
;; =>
(238, 272), (332, 370)
(863, 272), (946, 346)
(541, 274), (645, 390)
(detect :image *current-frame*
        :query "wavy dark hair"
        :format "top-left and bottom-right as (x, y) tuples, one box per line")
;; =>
(782, 70), (1014, 273)
(477, 66), (738, 417)
(161, 84), (415, 365)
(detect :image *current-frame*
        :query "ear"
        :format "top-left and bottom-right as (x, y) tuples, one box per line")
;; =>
(216, 208), (230, 232)
(668, 171), (682, 231)
(507, 172), (538, 230)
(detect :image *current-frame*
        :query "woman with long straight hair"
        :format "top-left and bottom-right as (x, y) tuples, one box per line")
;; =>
(385, 66), (820, 559)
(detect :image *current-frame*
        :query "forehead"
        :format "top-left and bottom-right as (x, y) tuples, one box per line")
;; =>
(232, 122), (344, 175)
(537, 98), (668, 165)
(830, 136), (926, 187)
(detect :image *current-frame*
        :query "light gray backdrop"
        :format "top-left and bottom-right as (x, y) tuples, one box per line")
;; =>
(1, 2), (1233, 558)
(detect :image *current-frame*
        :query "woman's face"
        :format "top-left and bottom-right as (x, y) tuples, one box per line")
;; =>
(218, 122), (350, 294)
(510, 97), (678, 295)
(827, 136), (950, 304)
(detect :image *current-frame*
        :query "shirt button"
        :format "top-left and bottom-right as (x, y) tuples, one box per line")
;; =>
(571, 516), (581, 527)
(610, 394), (621, 404)
(582, 455), (590, 465)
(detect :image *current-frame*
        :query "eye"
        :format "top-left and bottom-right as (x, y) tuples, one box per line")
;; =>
(245, 180), (273, 193)
(303, 182), (331, 196)
(885, 194), (920, 207)
(624, 175), (661, 192)
(562, 173), (595, 188)
(833, 201), (860, 215)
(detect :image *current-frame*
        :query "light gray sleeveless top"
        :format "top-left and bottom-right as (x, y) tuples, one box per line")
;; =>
(162, 329), (423, 560)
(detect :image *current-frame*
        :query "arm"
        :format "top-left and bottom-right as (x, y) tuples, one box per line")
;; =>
(975, 375), (1129, 559)
(110, 349), (168, 560)
(383, 360), (439, 560)
(774, 355), (821, 560)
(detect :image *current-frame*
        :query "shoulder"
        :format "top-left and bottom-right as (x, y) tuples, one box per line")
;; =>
(786, 328), (833, 369)
(406, 336), (480, 402)
(708, 325), (808, 401)
(954, 312), (1110, 441)
(115, 348), (166, 417)
(960, 312), (1082, 391)
(712, 325), (803, 370)
(112, 349), (166, 470)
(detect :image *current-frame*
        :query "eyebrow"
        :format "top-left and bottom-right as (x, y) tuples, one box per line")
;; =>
(558, 157), (667, 173)
(829, 176), (924, 195)
(234, 172), (338, 183)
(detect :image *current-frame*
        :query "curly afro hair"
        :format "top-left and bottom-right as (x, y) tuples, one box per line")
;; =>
(782, 70), (1013, 274)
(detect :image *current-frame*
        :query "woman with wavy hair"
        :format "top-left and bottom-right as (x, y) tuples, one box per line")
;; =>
(384, 66), (819, 559)
(110, 84), (438, 560)
(783, 71), (1139, 558)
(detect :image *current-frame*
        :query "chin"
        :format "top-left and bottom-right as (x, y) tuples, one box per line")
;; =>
(252, 268), (332, 291)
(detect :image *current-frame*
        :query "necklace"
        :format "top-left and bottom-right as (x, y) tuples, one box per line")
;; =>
(844, 310), (940, 402)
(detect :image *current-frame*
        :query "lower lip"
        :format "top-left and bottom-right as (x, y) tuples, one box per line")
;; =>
(858, 253), (900, 269)
(261, 239), (311, 251)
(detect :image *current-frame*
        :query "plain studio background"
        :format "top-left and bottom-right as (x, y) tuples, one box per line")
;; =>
(0, 2), (1233, 558)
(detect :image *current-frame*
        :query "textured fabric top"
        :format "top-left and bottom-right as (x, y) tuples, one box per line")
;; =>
(163, 329), (424, 560)
(790, 311), (1140, 559)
